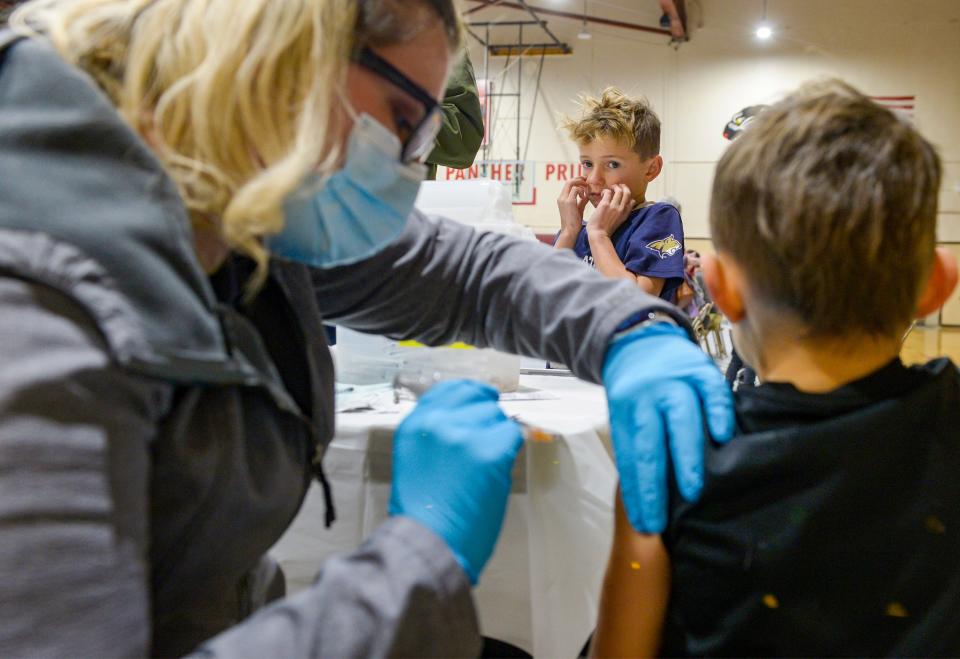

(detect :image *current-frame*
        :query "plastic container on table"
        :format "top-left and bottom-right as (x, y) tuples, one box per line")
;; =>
(335, 179), (534, 392)
(335, 327), (520, 392)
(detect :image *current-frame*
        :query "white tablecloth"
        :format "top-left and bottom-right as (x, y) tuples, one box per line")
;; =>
(270, 374), (616, 658)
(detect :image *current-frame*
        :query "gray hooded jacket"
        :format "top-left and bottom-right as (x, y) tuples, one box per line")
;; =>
(0, 33), (685, 658)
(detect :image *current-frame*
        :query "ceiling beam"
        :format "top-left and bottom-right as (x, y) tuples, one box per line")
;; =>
(465, 1), (672, 37)
(464, 0), (505, 16)
(514, 0), (566, 48)
(487, 44), (572, 56)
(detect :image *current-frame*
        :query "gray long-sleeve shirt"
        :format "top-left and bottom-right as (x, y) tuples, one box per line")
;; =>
(0, 32), (684, 658)
(0, 276), (472, 659)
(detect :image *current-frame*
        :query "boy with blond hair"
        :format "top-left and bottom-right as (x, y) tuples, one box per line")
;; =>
(591, 80), (960, 657)
(554, 88), (684, 301)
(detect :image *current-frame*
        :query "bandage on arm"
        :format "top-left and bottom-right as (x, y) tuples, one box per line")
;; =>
(590, 486), (671, 659)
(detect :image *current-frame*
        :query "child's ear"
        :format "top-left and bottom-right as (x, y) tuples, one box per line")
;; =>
(644, 155), (663, 182)
(702, 252), (746, 322)
(916, 247), (959, 317)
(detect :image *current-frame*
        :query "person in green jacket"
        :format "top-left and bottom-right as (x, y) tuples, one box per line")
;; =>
(425, 49), (484, 180)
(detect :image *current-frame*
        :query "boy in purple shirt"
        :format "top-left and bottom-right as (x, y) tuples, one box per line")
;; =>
(553, 88), (684, 302)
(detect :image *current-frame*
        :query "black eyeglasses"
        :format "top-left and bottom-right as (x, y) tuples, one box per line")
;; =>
(354, 47), (442, 163)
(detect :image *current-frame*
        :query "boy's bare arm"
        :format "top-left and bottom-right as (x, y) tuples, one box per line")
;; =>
(638, 275), (666, 296)
(590, 486), (671, 659)
(555, 231), (579, 250)
(587, 232), (665, 294)
(585, 184), (631, 280)
(555, 177), (589, 250)
(586, 185), (665, 293)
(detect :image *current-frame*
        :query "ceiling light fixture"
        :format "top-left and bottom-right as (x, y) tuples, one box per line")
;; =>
(578, 0), (592, 40)
(755, 0), (774, 40)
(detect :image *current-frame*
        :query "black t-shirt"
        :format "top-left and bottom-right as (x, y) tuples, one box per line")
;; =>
(661, 358), (960, 657)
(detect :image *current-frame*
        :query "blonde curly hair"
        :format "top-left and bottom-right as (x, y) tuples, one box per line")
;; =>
(11, 0), (461, 292)
(561, 87), (660, 159)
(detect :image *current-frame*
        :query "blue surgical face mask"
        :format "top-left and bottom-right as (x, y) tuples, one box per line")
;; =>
(268, 112), (426, 268)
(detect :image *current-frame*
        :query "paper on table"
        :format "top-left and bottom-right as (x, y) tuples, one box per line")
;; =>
(335, 383), (395, 413)
(499, 389), (560, 401)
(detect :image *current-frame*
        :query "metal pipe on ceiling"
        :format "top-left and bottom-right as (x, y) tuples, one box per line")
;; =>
(465, 0), (507, 16)
(465, 1), (672, 37)
(515, 0), (566, 48)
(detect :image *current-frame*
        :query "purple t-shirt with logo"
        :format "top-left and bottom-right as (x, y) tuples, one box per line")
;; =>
(567, 202), (685, 302)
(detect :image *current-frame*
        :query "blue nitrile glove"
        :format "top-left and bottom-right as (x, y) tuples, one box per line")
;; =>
(389, 379), (524, 584)
(603, 322), (734, 533)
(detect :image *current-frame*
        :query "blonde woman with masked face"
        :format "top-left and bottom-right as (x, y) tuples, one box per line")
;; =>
(0, 1), (732, 656)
